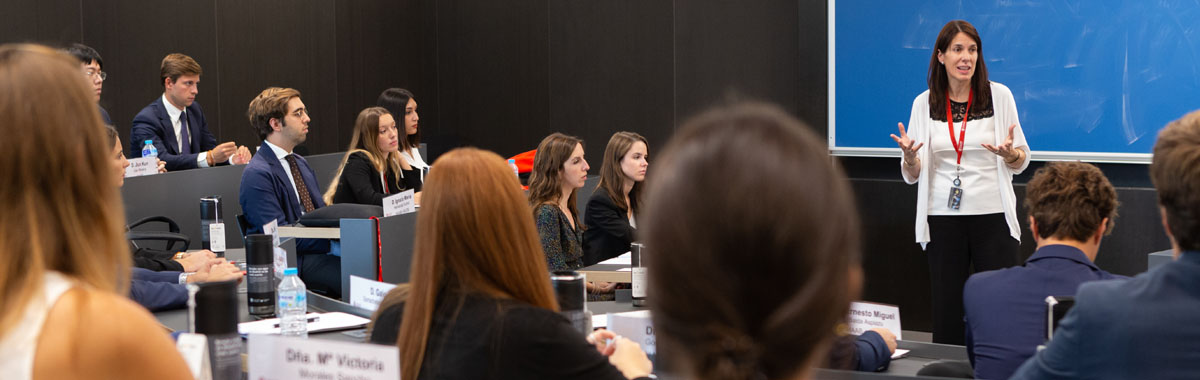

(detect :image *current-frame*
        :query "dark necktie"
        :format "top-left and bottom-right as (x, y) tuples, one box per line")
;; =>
(179, 111), (191, 154)
(285, 154), (317, 213)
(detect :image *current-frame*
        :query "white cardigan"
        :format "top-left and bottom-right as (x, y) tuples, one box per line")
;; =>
(901, 82), (1030, 249)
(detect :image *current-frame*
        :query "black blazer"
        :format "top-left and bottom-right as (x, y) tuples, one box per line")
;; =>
(582, 190), (635, 266)
(129, 97), (220, 171)
(332, 152), (404, 206)
(369, 292), (628, 380)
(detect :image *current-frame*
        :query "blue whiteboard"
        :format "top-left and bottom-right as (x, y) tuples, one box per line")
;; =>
(829, 1), (1200, 163)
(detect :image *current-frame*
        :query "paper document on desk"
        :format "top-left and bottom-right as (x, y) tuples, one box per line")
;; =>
(599, 252), (632, 265)
(238, 312), (369, 335)
(592, 314), (608, 329)
(891, 349), (909, 359)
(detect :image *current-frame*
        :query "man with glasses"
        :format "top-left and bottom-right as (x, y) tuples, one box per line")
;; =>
(65, 43), (112, 126)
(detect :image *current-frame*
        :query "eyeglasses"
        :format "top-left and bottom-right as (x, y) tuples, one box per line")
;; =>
(84, 70), (107, 81)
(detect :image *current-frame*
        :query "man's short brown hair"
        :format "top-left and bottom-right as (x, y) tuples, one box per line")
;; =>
(1151, 109), (1200, 252)
(1025, 161), (1118, 242)
(160, 53), (201, 86)
(247, 87), (300, 140)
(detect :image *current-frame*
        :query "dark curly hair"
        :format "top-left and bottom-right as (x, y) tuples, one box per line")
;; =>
(1024, 161), (1118, 242)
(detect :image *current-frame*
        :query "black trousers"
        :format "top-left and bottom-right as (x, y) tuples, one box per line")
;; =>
(298, 252), (342, 299)
(926, 213), (1019, 345)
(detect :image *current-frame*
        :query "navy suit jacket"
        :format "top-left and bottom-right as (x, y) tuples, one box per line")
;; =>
(129, 267), (187, 312)
(130, 97), (219, 171)
(963, 245), (1125, 380)
(239, 141), (329, 255)
(98, 104), (112, 126)
(1011, 251), (1200, 380)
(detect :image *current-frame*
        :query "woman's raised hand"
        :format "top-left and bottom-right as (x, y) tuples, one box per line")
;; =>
(890, 122), (924, 162)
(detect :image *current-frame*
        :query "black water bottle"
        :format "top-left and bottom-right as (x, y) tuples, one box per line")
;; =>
(245, 234), (276, 317)
(199, 195), (225, 257)
(551, 271), (592, 334)
(187, 280), (240, 380)
(631, 242), (647, 307)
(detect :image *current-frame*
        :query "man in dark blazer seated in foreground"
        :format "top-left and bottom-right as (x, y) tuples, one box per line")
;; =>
(239, 87), (340, 297)
(963, 161), (1126, 380)
(130, 53), (249, 170)
(1011, 110), (1200, 379)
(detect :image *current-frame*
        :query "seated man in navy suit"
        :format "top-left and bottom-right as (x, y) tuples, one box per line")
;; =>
(130, 53), (250, 171)
(1012, 110), (1200, 379)
(963, 161), (1126, 380)
(239, 87), (340, 297)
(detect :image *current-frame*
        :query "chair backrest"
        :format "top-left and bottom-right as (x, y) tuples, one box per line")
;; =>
(126, 215), (191, 252)
(236, 214), (252, 245)
(576, 175), (602, 221)
(1046, 295), (1076, 341)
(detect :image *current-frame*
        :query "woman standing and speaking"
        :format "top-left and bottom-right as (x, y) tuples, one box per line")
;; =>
(889, 20), (1031, 345)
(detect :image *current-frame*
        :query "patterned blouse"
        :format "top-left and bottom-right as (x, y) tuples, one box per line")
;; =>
(534, 204), (584, 271)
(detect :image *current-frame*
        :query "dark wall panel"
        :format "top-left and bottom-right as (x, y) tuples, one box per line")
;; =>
(0, 0), (81, 46)
(674, 0), (802, 124)
(548, 0), (674, 165)
(433, 0), (550, 159)
(214, 0), (339, 155)
(83, 0), (221, 152)
(334, 0), (426, 156)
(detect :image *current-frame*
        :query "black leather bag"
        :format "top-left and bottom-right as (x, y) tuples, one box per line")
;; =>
(298, 203), (384, 227)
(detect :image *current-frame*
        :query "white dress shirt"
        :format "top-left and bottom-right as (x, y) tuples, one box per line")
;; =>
(264, 140), (305, 214)
(161, 94), (210, 168)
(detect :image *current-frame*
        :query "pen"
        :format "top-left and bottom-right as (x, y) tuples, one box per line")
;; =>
(274, 315), (320, 328)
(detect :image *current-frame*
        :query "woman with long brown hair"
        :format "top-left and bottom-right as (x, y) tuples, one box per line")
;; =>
(324, 106), (411, 205)
(583, 131), (649, 266)
(368, 148), (652, 379)
(528, 133), (591, 271)
(644, 102), (863, 380)
(0, 44), (190, 378)
(889, 19), (1031, 344)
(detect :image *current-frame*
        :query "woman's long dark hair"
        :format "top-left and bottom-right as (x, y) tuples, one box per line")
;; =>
(927, 20), (992, 117)
(377, 88), (421, 150)
(528, 133), (584, 225)
(643, 102), (862, 380)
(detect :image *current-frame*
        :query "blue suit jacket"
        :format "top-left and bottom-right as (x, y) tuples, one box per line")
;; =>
(239, 141), (329, 255)
(130, 97), (219, 171)
(963, 245), (1125, 380)
(1011, 251), (1200, 380)
(129, 267), (187, 312)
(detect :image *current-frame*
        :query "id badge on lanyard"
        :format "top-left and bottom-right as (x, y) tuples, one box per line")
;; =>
(946, 90), (972, 210)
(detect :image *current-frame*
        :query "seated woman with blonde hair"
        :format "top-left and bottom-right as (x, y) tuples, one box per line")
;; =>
(324, 107), (414, 205)
(368, 147), (653, 379)
(0, 44), (190, 379)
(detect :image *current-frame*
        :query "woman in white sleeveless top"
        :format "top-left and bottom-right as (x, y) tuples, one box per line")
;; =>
(0, 44), (191, 379)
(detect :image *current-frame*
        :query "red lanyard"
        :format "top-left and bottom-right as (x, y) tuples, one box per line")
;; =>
(945, 89), (973, 165)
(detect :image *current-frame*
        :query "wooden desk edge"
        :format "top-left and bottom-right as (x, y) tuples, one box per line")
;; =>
(277, 226), (341, 239)
(578, 270), (631, 283)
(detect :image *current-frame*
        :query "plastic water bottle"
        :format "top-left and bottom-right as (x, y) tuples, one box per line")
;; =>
(277, 267), (308, 338)
(508, 159), (519, 178)
(141, 140), (158, 158)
